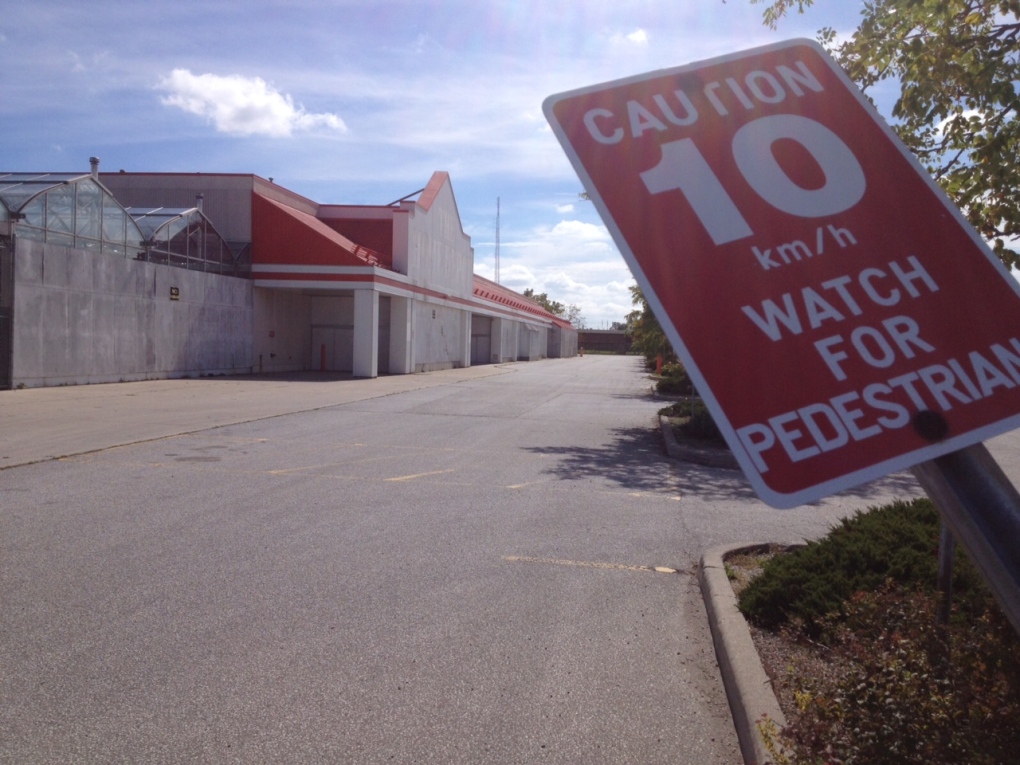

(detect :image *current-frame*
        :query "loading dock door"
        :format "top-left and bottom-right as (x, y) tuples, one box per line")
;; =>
(311, 325), (354, 372)
(377, 296), (391, 375)
(471, 315), (493, 366)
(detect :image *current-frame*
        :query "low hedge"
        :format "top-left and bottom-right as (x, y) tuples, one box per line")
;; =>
(738, 497), (988, 637)
(656, 362), (694, 395)
(745, 497), (1020, 764)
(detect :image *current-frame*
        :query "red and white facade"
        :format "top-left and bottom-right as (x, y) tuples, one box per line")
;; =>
(101, 170), (576, 379)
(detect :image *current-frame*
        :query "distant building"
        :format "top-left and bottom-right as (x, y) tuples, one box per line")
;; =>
(577, 329), (631, 355)
(0, 162), (576, 389)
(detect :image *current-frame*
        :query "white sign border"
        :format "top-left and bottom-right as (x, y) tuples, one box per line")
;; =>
(543, 38), (1020, 508)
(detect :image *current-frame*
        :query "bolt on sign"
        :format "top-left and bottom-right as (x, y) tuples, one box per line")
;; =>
(544, 39), (1020, 508)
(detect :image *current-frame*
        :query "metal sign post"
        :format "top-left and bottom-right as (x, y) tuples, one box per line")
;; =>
(912, 446), (1020, 634)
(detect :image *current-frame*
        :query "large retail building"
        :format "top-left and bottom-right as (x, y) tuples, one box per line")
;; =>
(0, 161), (576, 389)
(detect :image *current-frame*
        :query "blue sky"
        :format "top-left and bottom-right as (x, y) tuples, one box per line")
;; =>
(1, 1), (865, 327)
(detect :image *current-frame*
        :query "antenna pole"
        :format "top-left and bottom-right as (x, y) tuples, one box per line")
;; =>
(494, 197), (501, 284)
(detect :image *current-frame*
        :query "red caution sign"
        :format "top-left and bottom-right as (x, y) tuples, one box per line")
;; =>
(544, 39), (1020, 508)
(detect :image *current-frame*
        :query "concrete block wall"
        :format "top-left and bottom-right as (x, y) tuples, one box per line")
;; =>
(496, 318), (519, 363)
(252, 287), (312, 373)
(413, 301), (466, 372)
(548, 327), (579, 358)
(13, 239), (252, 387)
(517, 325), (548, 361)
(405, 183), (474, 299)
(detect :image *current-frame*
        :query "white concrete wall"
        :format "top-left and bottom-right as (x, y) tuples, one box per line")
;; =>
(310, 295), (355, 327)
(405, 183), (473, 298)
(308, 295), (354, 372)
(412, 301), (467, 372)
(353, 289), (379, 378)
(252, 288), (311, 373)
(13, 239), (252, 387)
(470, 314), (493, 365)
(377, 295), (391, 375)
(548, 327), (579, 358)
(498, 319), (519, 363)
(516, 325), (548, 361)
(389, 296), (412, 374)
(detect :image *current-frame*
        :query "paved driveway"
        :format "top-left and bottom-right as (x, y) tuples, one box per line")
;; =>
(3, 355), (1005, 763)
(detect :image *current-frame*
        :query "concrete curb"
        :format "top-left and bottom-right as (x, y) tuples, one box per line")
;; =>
(659, 415), (740, 470)
(699, 543), (788, 765)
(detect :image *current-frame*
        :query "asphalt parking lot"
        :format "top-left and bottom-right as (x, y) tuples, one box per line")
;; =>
(3, 356), (1016, 764)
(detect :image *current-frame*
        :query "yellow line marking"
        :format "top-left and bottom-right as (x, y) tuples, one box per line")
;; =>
(344, 454), (417, 466)
(505, 479), (549, 489)
(385, 468), (456, 482)
(628, 491), (683, 501)
(502, 556), (678, 574)
(268, 464), (335, 475)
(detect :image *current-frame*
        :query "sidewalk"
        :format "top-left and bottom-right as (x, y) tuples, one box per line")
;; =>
(0, 366), (511, 469)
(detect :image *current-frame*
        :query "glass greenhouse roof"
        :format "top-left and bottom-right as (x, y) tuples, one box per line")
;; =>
(126, 206), (198, 240)
(1, 173), (146, 259)
(0, 173), (88, 214)
(124, 206), (249, 276)
(1, 173), (249, 277)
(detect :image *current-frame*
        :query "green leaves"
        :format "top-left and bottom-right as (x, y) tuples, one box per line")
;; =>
(626, 285), (677, 364)
(771, 583), (1020, 764)
(742, 495), (1020, 763)
(754, 0), (1020, 270)
(522, 288), (565, 316)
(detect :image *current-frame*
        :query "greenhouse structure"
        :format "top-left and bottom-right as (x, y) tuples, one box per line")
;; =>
(0, 160), (575, 389)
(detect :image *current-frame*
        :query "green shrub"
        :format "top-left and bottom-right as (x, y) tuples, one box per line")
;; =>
(656, 362), (694, 395)
(658, 399), (726, 445)
(679, 400), (724, 444)
(738, 498), (986, 637)
(658, 401), (689, 418)
(760, 582), (1020, 765)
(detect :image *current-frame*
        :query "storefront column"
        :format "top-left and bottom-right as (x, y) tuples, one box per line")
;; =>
(389, 296), (412, 375)
(460, 310), (472, 368)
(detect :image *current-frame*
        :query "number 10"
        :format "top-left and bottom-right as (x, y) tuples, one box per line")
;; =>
(639, 114), (866, 245)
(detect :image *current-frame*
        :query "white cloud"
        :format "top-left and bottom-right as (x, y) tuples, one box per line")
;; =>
(935, 108), (983, 137)
(476, 216), (635, 327)
(68, 50), (111, 74)
(556, 203), (575, 214)
(159, 69), (347, 138)
(609, 28), (649, 48)
(542, 219), (616, 247)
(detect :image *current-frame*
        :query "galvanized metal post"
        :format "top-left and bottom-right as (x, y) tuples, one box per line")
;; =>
(911, 443), (1020, 636)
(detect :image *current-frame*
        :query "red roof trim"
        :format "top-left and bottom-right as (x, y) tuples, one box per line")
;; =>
(253, 193), (386, 267)
(416, 171), (450, 211)
(471, 274), (572, 327)
(253, 269), (573, 328)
